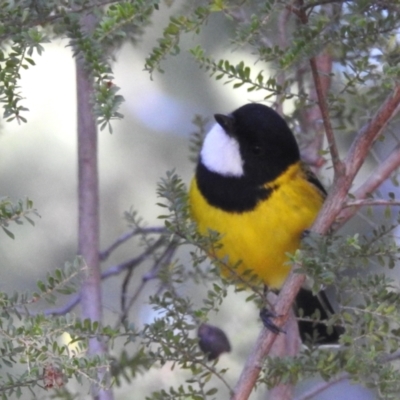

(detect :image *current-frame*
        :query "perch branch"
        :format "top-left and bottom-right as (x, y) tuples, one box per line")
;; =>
(231, 82), (400, 400)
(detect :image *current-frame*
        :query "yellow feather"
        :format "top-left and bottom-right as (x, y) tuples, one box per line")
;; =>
(189, 162), (324, 289)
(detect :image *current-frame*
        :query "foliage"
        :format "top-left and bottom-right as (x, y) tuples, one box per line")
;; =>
(0, 0), (159, 130)
(0, 197), (39, 239)
(3, 0), (400, 399)
(147, 172), (400, 399)
(139, 1), (400, 399)
(1, 258), (120, 399)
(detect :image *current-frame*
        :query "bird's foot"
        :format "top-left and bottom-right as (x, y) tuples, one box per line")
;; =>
(259, 307), (286, 334)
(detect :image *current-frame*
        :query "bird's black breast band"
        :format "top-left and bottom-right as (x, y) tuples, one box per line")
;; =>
(196, 163), (275, 213)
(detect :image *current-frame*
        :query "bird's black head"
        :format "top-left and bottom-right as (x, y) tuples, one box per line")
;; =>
(197, 103), (301, 211)
(213, 103), (300, 184)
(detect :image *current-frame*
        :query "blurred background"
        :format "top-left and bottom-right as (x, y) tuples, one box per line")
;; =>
(0, 1), (388, 399)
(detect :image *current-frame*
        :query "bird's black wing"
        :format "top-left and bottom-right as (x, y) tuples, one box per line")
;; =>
(300, 161), (327, 198)
(295, 288), (343, 344)
(296, 163), (343, 344)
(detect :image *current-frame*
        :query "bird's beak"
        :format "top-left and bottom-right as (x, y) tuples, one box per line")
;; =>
(214, 113), (235, 137)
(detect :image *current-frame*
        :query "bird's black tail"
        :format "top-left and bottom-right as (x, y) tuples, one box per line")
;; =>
(295, 288), (343, 344)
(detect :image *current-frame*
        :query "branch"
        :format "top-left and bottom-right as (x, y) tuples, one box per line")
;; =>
(74, 19), (113, 400)
(274, 8), (291, 115)
(312, 85), (400, 234)
(309, 55), (343, 176)
(301, 0), (348, 11)
(345, 85), (400, 179)
(295, 372), (349, 400)
(268, 309), (301, 400)
(120, 237), (166, 316)
(44, 241), (166, 316)
(230, 277), (306, 400)
(296, 1), (342, 175)
(334, 144), (400, 229)
(231, 73), (400, 400)
(299, 52), (332, 170)
(44, 294), (80, 316)
(232, 6), (337, 400)
(0, 0), (120, 43)
(343, 199), (400, 208)
(295, 349), (400, 399)
(247, 84), (400, 400)
(99, 227), (165, 261)
(232, 5), (400, 400)
(117, 240), (179, 326)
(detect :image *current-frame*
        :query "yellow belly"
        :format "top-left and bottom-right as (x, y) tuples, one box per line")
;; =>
(189, 164), (324, 289)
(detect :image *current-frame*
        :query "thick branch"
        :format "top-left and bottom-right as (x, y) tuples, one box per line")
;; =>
(77, 56), (102, 324)
(232, 74), (400, 400)
(268, 309), (301, 400)
(231, 276), (306, 400)
(232, 6), (336, 400)
(257, 86), (400, 394)
(77, 13), (102, 328)
(76, 12), (113, 400)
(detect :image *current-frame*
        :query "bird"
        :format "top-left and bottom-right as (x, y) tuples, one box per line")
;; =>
(189, 103), (341, 344)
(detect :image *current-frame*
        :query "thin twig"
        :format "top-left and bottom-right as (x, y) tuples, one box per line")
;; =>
(293, 349), (400, 400)
(102, 243), (165, 280)
(380, 349), (400, 363)
(274, 8), (291, 115)
(199, 360), (234, 395)
(294, 372), (349, 400)
(120, 237), (166, 317)
(296, 0), (343, 176)
(313, 85), (400, 234)
(343, 199), (400, 208)
(309, 56), (343, 177)
(0, 0), (121, 43)
(345, 85), (400, 179)
(301, 0), (348, 11)
(44, 295), (80, 316)
(99, 227), (165, 261)
(44, 241), (166, 316)
(118, 240), (179, 326)
(334, 144), (400, 229)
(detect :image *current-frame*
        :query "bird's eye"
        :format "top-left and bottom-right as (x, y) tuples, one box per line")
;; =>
(252, 145), (263, 155)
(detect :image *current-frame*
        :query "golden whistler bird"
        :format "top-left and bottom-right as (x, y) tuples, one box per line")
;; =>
(189, 103), (340, 343)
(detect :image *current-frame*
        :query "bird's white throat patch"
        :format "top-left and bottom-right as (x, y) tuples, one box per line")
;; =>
(200, 123), (244, 177)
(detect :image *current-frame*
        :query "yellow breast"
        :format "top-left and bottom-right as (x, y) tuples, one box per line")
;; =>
(189, 163), (324, 289)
